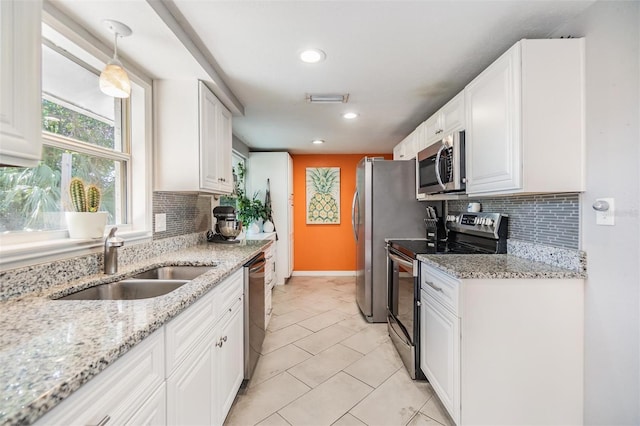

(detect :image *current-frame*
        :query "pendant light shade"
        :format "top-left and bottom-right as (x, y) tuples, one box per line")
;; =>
(99, 20), (132, 98)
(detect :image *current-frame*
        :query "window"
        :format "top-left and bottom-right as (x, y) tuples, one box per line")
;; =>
(0, 42), (128, 233)
(0, 19), (151, 264)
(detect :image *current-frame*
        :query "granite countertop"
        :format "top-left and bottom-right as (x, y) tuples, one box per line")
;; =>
(417, 253), (586, 280)
(0, 240), (270, 426)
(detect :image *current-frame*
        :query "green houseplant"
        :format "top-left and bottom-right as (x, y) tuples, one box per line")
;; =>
(237, 193), (268, 233)
(65, 178), (108, 239)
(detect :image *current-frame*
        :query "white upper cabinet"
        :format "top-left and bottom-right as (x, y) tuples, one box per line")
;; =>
(154, 80), (233, 194)
(393, 91), (464, 162)
(465, 39), (585, 196)
(0, 0), (43, 168)
(425, 91), (465, 146)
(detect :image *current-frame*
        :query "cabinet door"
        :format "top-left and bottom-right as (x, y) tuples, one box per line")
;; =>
(440, 92), (464, 134)
(199, 83), (220, 192)
(0, 0), (42, 168)
(215, 300), (245, 425)
(465, 44), (522, 194)
(126, 385), (167, 426)
(421, 290), (460, 424)
(166, 340), (214, 426)
(216, 104), (233, 193)
(393, 139), (406, 160)
(424, 114), (442, 146)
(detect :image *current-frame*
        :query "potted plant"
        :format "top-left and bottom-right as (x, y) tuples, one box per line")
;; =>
(65, 178), (108, 239)
(237, 192), (267, 234)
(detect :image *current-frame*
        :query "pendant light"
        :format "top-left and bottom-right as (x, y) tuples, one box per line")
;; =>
(99, 19), (132, 98)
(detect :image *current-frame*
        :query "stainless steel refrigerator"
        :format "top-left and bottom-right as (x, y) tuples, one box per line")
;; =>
(352, 158), (427, 323)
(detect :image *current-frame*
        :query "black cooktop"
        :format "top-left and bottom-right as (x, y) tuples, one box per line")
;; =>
(388, 239), (498, 258)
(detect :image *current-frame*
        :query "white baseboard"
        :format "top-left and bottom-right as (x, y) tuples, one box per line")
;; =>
(291, 270), (356, 277)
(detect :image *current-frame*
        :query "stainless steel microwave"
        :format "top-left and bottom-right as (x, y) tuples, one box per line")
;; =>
(416, 131), (466, 196)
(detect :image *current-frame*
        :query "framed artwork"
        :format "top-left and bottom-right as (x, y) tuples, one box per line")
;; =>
(306, 167), (340, 224)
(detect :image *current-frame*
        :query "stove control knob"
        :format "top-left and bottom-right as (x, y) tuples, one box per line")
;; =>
(474, 217), (480, 225)
(485, 218), (493, 227)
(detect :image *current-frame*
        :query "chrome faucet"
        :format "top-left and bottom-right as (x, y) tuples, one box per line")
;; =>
(104, 227), (124, 275)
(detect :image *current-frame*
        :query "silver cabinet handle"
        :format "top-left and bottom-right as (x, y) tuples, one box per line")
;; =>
(222, 336), (228, 342)
(425, 280), (444, 292)
(95, 415), (111, 426)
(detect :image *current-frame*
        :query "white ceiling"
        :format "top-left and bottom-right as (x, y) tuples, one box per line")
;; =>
(50, 0), (594, 154)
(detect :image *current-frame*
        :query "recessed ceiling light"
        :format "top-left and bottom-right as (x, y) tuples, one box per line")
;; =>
(300, 48), (326, 63)
(312, 139), (325, 145)
(343, 112), (359, 119)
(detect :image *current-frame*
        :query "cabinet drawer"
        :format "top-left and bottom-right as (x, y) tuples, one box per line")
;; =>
(421, 263), (460, 314)
(217, 268), (244, 313)
(37, 329), (165, 426)
(165, 289), (217, 374)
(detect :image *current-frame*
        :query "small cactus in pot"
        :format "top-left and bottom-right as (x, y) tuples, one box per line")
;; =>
(69, 178), (101, 212)
(66, 178), (108, 239)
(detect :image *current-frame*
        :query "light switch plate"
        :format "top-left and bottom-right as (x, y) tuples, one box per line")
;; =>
(595, 198), (614, 226)
(155, 213), (167, 232)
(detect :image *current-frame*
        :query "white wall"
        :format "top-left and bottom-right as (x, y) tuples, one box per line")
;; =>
(551, 1), (640, 424)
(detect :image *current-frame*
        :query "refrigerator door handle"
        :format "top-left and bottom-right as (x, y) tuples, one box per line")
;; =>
(351, 190), (359, 241)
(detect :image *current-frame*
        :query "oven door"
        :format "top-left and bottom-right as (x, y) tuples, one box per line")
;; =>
(387, 246), (421, 378)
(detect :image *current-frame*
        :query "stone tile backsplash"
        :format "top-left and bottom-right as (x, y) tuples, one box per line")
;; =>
(153, 192), (212, 239)
(447, 193), (580, 249)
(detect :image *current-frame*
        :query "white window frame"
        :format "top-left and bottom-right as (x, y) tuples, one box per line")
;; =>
(0, 7), (153, 270)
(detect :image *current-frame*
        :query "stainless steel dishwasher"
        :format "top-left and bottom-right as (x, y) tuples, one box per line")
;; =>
(243, 252), (265, 381)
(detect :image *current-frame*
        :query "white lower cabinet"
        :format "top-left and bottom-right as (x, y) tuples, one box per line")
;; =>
(420, 289), (459, 424)
(36, 330), (166, 426)
(215, 299), (245, 424)
(37, 269), (246, 426)
(420, 262), (584, 425)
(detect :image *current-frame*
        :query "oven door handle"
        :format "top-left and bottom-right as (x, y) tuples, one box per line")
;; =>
(388, 251), (415, 273)
(434, 143), (447, 190)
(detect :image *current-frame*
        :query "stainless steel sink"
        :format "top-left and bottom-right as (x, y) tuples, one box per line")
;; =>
(55, 279), (189, 300)
(130, 265), (215, 280)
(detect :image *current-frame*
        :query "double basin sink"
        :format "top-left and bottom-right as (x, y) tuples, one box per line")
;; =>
(56, 266), (216, 301)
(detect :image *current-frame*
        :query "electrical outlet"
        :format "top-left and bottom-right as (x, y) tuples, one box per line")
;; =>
(155, 213), (167, 232)
(595, 198), (615, 226)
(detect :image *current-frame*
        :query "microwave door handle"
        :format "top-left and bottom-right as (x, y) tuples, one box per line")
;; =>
(351, 190), (359, 241)
(435, 144), (447, 190)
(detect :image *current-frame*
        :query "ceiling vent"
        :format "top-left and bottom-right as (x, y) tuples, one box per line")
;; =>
(306, 93), (349, 104)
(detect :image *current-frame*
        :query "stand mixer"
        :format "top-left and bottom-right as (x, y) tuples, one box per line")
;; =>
(207, 206), (242, 243)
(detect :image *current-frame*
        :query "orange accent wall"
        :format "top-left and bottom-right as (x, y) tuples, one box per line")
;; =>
(292, 154), (393, 271)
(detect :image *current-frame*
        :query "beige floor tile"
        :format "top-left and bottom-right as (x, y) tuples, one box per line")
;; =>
(419, 394), (455, 426)
(287, 344), (363, 387)
(256, 413), (292, 426)
(297, 309), (352, 332)
(225, 373), (310, 425)
(340, 324), (390, 354)
(344, 341), (403, 387)
(278, 372), (373, 426)
(250, 344), (313, 388)
(331, 300), (362, 315)
(294, 324), (356, 355)
(406, 412), (443, 426)
(349, 369), (433, 426)
(337, 314), (370, 332)
(268, 309), (316, 331)
(261, 324), (313, 354)
(331, 413), (366, 426)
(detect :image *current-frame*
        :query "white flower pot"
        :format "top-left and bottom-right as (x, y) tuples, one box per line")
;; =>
(246, 221), (261, 235)
(263, 220), (275, 233)
(65, 212), (108, 239)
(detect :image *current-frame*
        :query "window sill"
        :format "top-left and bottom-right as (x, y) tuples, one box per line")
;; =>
(0, 230), (152, 271)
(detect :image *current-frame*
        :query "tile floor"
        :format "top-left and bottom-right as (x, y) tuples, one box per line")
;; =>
(225, 276), (455, 426)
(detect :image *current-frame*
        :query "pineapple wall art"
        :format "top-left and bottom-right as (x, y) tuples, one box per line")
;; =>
(306, 167), (340, 224)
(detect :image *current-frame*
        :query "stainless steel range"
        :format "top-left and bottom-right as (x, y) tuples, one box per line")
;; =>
(386, 212), (508, 379)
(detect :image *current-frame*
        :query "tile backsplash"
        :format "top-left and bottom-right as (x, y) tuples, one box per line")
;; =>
(447, 193), (580, 249)
(153, 192), (213, 239)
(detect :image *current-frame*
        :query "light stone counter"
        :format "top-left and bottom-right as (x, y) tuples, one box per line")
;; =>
(0, 240), (270, 426)
(417, 253), (586, 280)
